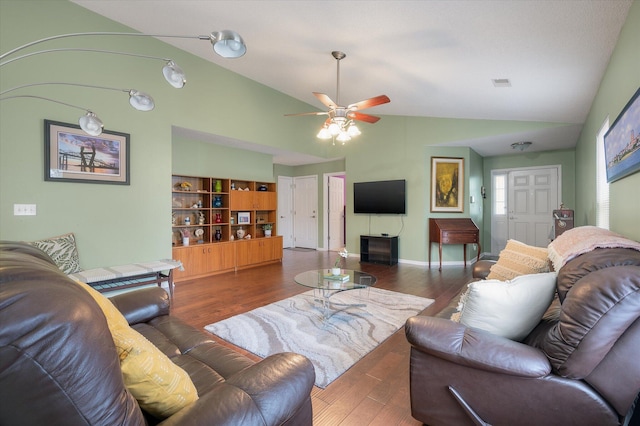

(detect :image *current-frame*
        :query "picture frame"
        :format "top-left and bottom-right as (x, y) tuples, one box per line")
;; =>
(238, 212), (251, 224)
(604, 87), (640, 183)
(44, 119), (130, 185)
(430, 157), (464, 212)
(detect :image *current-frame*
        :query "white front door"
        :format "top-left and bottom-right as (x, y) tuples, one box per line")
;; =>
(293, 175), (318, 248)
(492, 166), (561, 252)
(277, 176), (294, 248)
(327, 175), (345, 251)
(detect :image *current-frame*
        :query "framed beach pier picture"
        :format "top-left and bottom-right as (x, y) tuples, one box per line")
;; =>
(44, 120), (130, 185)
(604, 87), (640, 183)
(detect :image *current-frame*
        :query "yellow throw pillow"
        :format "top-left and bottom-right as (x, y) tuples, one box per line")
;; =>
(71, 280), (198, 418)
(487, 239), (550, 281)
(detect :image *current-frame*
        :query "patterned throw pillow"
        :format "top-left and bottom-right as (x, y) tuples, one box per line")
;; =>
(29, 233), (81, 274)
(487, 239), (549, 281)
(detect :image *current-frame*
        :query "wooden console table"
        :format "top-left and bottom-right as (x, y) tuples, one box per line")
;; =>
(429, 218), (480, 271)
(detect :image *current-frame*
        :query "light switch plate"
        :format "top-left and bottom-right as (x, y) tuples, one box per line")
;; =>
(14, 204), (36, 216)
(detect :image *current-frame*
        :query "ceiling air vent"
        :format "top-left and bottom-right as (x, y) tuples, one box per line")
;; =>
(492, 78), (512, 87)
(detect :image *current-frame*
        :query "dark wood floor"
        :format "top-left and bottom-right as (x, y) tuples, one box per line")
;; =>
(170, 248), (472, 426)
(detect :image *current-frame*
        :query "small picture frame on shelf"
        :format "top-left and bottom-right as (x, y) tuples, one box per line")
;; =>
(238, 212), (250, 224)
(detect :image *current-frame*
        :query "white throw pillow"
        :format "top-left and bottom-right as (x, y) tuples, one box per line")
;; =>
(456, 272), (557, 341)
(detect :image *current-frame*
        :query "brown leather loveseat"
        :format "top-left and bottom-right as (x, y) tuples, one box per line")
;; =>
(0, 241), (315, 425)
(406, 244), (640, 425)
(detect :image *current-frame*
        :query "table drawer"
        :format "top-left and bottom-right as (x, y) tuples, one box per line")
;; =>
(441, 232), (478, 244)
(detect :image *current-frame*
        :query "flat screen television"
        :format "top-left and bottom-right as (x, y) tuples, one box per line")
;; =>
(354, 179), (406, 214)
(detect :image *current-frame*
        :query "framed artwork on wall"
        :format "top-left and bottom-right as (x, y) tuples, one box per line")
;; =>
(430, 157), (464, 213)
(604, 87), (640, 183)
(44, 119), (130, 185)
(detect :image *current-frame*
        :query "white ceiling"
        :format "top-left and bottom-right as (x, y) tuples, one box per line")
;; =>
(72, 0), (632, 163)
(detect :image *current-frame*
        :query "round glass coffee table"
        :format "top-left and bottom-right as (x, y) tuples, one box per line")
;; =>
(294, 269), (377, 319)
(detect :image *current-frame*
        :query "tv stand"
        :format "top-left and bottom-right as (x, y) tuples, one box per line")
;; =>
(360, 235), (398, 265)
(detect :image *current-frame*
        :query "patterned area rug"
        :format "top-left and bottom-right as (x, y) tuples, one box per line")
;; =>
(205, 287), (433, 388)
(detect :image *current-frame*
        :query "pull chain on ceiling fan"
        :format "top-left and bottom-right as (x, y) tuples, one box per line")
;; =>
(286, 51), (390, 144)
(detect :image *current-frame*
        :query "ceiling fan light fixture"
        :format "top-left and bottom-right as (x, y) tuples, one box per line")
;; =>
(317, 126), (332, 139)
(289, 50), (390, 144)
(328, 121), (341, 136)
(347, 122), (361, 137)
(336, 131), (351, 143)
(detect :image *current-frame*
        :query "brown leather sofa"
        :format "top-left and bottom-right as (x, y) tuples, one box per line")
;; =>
(406, 246), (640, 425)
(0, 241), (315, 425)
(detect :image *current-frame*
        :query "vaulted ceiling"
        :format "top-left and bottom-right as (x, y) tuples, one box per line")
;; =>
(72, 0), (633, 160)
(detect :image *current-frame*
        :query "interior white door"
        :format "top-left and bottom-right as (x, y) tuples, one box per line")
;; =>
(507, 167), (559, 247)
(293, 175), (318, 248)
(277, 176), (293, 248)
(328, 175), (345, 250)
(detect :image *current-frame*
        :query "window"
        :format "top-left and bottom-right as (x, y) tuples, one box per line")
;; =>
(493, 173), (507, 215)
(596, 118), (610, 229)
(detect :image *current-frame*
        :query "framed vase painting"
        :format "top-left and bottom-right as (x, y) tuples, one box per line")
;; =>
(430, 157), (464, 212)
(604, 87), (640, 183)
(44, 119), (130, 185)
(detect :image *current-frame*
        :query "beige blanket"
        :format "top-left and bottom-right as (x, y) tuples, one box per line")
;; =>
(548, 226), (640, 271)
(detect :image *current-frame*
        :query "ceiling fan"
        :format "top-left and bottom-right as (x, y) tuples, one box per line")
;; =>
(286, 51), (390, 143)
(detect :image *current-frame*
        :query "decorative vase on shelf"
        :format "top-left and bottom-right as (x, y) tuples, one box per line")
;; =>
(215, 180), (222, 192)
(236, 227), (245, 240)
(331, 267), (341, 276)
(215, 213), (222, 223)
(264, 229), (272, 237)
(214, 229), (222, 241)
(213, 196), (223, 208)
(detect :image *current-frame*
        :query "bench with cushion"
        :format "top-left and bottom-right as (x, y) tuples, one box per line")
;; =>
(28, 232), (181, 297)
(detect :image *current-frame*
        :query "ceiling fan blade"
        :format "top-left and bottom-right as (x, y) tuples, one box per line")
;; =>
(313, 92), (338, 109)
(284, 111), (329, 117)
(348, 95), (390, 111)
(348, 111), (381, 123)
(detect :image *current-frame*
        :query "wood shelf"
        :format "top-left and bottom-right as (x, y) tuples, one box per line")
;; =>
(172, 174), (281, 282)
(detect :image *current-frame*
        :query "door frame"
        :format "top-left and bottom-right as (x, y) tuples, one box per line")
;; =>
(490, 165), (562, 252)
(323, 172), (346, 252)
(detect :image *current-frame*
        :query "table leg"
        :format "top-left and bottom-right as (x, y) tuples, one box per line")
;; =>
(439, 243), (443, 271)
(463, 244), (467, 268)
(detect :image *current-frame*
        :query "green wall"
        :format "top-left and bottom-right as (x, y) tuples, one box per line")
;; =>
(574, 0), (640, 240)
(0, 0), (321, 268)
(172, 133), (275, 182)
(2, 0), (637, 271)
